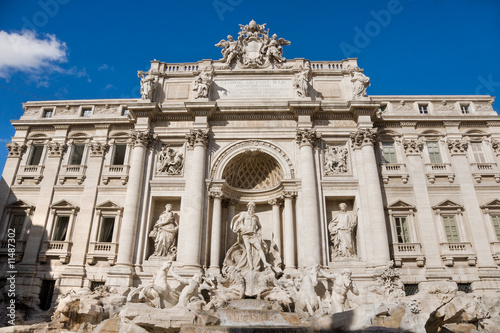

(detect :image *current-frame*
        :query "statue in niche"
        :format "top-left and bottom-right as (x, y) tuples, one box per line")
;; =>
(215, 35), (241, 65)
(293, 63), (311, 98)
(348, 66), (370, 100)
(225, 201), (271, 272)
(325, 145), (348, 175)
(193, 66), (214, 99)
(157, 145), (184, 175)
(149, 204), (178, 260)
(326, 268), (359, 314)
(328, 203), (357, 259)
(138, 71), (157, 100)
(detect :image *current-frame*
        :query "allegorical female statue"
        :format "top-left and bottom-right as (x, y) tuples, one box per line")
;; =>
(149, 204), (178, 260)
(328, 203), (357, 259)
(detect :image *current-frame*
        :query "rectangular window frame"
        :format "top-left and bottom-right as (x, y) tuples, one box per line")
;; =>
(394, 216), (411, 243)
(381, 141), (398, 164)
(418, 104), (429, 114)
(27, 144), (45, 166)
(42, 108), (54, 118)
(68, 143), (86, 166)
(442, 215), (460, 243)
(491, 214), (500, 241)
(98, 216), (115, 243)
(111, 143), (127, 166)
(426, 141), (443, 164)
(470, 141), (486, 163)
(51, 215), (70, 241)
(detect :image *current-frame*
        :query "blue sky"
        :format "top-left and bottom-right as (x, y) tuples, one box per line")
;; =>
(0, 0), (499, 173)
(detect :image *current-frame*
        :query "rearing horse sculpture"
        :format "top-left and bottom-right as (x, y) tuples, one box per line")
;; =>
(293, 265), (322, 316)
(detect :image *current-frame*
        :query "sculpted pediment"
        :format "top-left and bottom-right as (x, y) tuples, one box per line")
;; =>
(480, 199), (500, 210)
(96, 200), (122, 211)
(387, 200), (415, 210)
(51, 199), (78, 210)
(432, 199), (463, 210)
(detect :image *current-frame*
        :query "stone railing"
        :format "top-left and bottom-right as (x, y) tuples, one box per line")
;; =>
(16, 165), (44, 185)
(39, 240), (72, 264)
(310, 61), (344, 71)
(164, 63), (200, 73)
(86, 242), (118, 265)
(470, 163), (500, 183)
(380, 163), (409, 184)
(58, 164), (87, 185)
(102, 165), (130, 185)
(425, 163), (455, 183)
(439, 242), (476, 266)
(392, 243), (425, 267)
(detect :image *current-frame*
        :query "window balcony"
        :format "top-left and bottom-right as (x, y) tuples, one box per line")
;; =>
(0, 240), (26, 262)
(439, 242), (476, 266)
(425, 163), (455, 183)
(491, 242), (500, 265)
(102, 165), (129, 185)
(86, 242), (118, 265)
(16, 165), (44, 185)
(392, 242), (425, 267)
(38, 240), (72, 264)
(58, 165), (87, 185)
(380, 163), (409, 184)
(469, 163), (500, 183)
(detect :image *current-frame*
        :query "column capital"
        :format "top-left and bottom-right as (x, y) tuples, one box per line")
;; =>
(295, 129), (321, 147)
(47, 141), (66, 157)
(350, 128), (377, 149)
(89, 141), (108, 157)
(209, 190), (223, 200)
(268, 197), (283, 206)
(6, 142), (25, 158)
(186, 129), (209, 148)
(447, 139), (468, 155)
(402, 139), (423, 156)
(130, 130), (155, 148)
(283, 190), (297, 199)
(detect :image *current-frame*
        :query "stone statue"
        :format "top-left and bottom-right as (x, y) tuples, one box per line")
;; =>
(325, 145), (348, 175)
(157, 145), (184, 175)
(225, 201), (271, 272)
(215, 35), (241, 65)
(127, 261), (176, 308)
(138, 71), (157, 100)
(328, 203), (357, 259)
(193, 67), (214, 99)
(349, 66), (370, 100)
(292, 265), (322, 316)
(327, 268), (359, 314)
(149, 204), (178, 260)
(293, 63), (311, 98)
(262, 33), (290, 63)
(170, 269), (204, 308)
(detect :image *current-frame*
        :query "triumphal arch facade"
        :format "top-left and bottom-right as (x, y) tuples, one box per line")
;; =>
(1, 21), (500, 316)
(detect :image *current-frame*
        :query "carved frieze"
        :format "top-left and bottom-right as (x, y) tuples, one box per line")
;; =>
(402, 139), (423, 155)
(296, 129), (320, 147)
(324, 144), (349, 175)
(447, 139), (468, 155)
(350, 129), (377, 148)
(6, 142), (25, 158)
(156, 145), (184, 175)
(185, 129), (209, 148)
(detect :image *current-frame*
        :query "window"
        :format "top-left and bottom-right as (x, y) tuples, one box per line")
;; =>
(394, 216), (411, 243)
(28, 144), (44, 165)
(404, 284), (419, 296)
(461, 104), (470, 114)
(381, 142), (397, 163)
(442, 215), (460, 243)
(470, 142), (486, 163)
(418, 104), (428, 114)
(81, 108), (92, 117)
(426, 141), (442, 164)
(52, 216), (69, 241)
(68, 144), (85, 165)
(8, 214), (25, 240)
(121, 108), (130, 116)
(491, 215), (500, 241)
(43, 109), (53, 118)
(457, 283), (472, 293)
(39, 280), (55, 311)
(98, 217), (115, 243)
(112, 144), (127, 165)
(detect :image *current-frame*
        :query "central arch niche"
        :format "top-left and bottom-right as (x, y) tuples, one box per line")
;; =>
(222, 151), (284, 190)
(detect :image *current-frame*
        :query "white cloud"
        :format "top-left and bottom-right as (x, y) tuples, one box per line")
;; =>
(0, 30), (67, 80)
(98, 64), (114, 71)
(102, 83), (116, 90)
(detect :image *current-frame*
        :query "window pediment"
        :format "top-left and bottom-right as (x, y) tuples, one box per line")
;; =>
(387, 200), (415, 211)
(432, 200), (463, 212)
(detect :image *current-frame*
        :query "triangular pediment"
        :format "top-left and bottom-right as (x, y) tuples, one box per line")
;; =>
(8, 200), (34, 208)
(480, 199), (500, 210)
(387, 200), (415, 210)
(96, 200), (122, 211)
(432, 199), (463, 210)
(51, 199), (78, 210)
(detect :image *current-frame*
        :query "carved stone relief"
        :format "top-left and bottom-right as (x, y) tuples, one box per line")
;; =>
(156, 145), (184, 175)
(324, 144), (349, 175)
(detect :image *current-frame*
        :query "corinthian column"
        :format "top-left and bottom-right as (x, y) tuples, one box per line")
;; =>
(283, 191), (296, 270)
(350, 129), (390, 264)
(268, 197), (283, 253)
(209, 190), (223, 271)
(296, 129), (322, 266)
(177, 129), (209, 270)
(113, 131), (153, 278)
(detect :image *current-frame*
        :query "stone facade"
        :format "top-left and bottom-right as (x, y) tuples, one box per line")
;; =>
(1, 22), (500, 326)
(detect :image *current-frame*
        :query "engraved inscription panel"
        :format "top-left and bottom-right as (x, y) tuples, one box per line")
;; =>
(166, 84), (190, 100)
(212, 80), (292, 99)
(315, 81), (343, 99)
